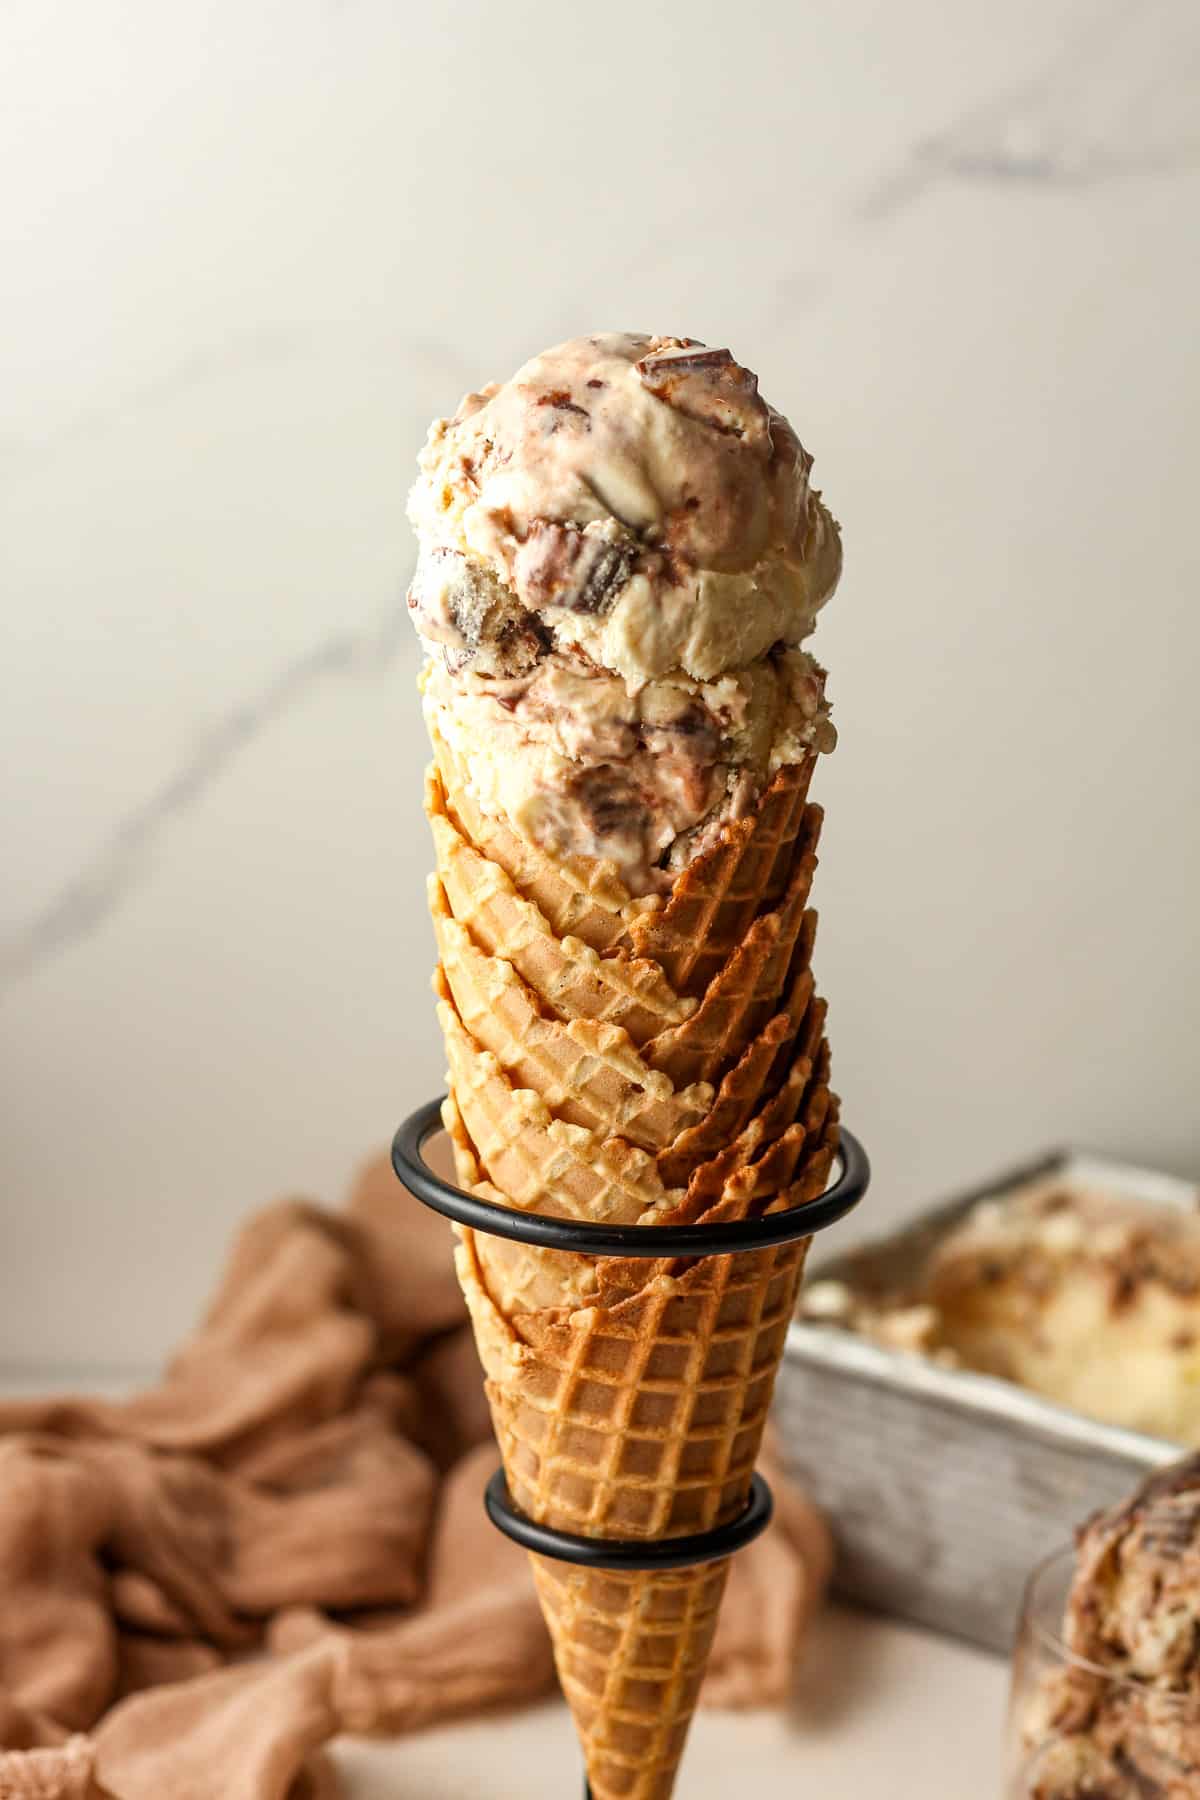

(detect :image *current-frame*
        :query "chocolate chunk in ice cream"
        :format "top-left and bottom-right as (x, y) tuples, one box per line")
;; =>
(513, 521), (634, 616)
(407, 546), (551, 680)
(635, 342), (769, 441)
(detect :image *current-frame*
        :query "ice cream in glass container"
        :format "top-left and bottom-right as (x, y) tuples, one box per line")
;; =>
(1010, 1458), (1200, 1798)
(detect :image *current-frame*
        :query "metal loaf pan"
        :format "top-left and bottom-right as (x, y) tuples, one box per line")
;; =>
(773, 1149), (1197, 1654)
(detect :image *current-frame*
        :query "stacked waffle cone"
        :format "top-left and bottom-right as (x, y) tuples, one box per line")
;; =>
(425, 729), (840, 1800)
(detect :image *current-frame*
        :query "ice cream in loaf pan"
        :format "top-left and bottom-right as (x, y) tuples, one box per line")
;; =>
(408, 333), (840, 895)
(801, 1176), (1200, 1446)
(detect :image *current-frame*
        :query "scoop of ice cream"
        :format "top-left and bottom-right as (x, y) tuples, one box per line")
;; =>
(408, 332), (840, 688)
(926, 1185), (1200, 1443)
(407, 332), (839, 893)
(421, 645), (832, 892)
(814, 1179), (1200, 1446)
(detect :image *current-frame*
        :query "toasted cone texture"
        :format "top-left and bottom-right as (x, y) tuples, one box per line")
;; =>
(433, 725), (636, 950)
(432, 879), (712, 1149)
(642, 840), (821, 1089)
(428, 770), (695, 1044)
(626, 756), (818, 996)
(421, 728), (839, 1800)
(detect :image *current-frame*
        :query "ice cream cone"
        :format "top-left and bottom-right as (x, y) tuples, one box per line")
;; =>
(655, 976), (822, 1186)
(437, 977), (679, 1225)
(406, 332), (848, 1798)
(529, 1552), (729, 1800)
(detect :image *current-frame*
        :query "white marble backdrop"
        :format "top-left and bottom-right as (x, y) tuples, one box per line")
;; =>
(2, 0), (1197, 1370)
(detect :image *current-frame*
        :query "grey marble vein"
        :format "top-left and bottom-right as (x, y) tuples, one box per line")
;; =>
(7, 0), (1198, 993)
(0, 323), (477, 489)
(1, 327), (317, 490)
(0, 322), (479, 991)
(862, 0), (1200, 220)
(0, 600), (414, 993)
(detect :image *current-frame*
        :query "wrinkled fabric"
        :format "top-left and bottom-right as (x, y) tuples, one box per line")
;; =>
(0, 1155), (832, 1799)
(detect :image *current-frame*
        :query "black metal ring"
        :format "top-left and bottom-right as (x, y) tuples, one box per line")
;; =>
(392, 1097), (869, 1257)
(484, 1468), (773, 1571)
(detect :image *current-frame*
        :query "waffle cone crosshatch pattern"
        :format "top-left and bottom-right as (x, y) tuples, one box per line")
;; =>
(408, 734), (863, 1798)
(392, 1105), (869, 1799)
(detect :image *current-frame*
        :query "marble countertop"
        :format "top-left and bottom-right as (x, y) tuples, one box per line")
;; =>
(0, 10), (1189, 1794)
(332, 1604), (1008, 1798)
(3, 0), (1198, 1374)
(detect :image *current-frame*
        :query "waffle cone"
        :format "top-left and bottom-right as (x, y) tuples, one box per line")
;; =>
(625, 755), (818, 996)
(442, 1090), (600, 1316)
(437, 974), (680, 1225)
(428, 768), (696, 1046)
(654, 970), (819, 1187)
(432, 876), (712, 1150)
(421, 739), (842, 1799)
(642, 811), (821, 1089)
(441, 1075), (839, 1800)
(455, 1195), (821, 1800)
(528, 1553), (728, 1800)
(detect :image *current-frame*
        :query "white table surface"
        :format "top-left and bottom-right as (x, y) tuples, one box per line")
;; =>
(332, 1603), (1009, 1800)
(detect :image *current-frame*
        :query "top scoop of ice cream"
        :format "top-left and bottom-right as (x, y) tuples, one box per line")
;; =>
(407, 333), (839, 894)
(408, 332), (841, 688)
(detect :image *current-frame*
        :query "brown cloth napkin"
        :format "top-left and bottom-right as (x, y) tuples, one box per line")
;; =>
(0, 1157), (833, 1800)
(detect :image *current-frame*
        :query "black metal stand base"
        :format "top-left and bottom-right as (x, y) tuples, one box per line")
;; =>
(392, 1096), (870, 1796)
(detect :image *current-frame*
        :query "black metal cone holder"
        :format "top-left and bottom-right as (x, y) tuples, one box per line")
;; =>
(392, 1097), (871, 1797)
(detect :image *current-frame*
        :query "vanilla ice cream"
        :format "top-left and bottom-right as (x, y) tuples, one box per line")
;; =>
(407, 333), (840, 893)
(803, 1178), (1200, 1446)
